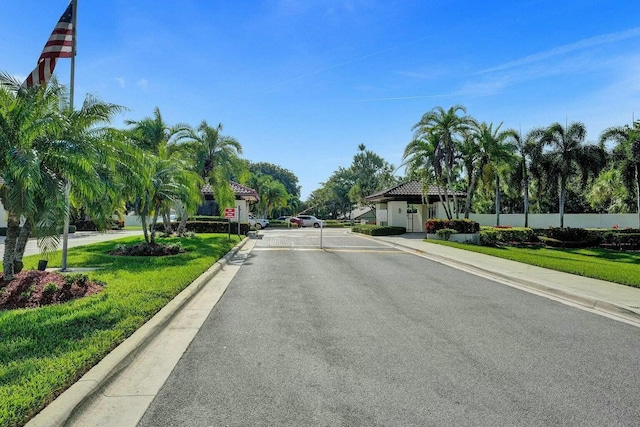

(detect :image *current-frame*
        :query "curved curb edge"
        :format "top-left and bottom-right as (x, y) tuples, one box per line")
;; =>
(26, 237), (249, 427)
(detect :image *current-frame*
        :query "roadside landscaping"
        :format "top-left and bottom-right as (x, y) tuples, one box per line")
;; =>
(426, 240), (640, 288)
(0, 233), (240, 427)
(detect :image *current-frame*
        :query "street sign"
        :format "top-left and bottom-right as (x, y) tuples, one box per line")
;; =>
(224, 208), (236, 219)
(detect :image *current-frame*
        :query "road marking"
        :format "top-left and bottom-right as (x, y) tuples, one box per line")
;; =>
(252, 247), (405, 253)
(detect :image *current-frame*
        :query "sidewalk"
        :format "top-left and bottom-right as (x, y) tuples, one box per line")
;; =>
(0, 229), (142, 259)
(371, 233), (640, 325)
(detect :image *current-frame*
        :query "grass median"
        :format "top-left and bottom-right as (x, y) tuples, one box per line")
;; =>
(426, 240), (640, 288)
(0, 233), (241, 427)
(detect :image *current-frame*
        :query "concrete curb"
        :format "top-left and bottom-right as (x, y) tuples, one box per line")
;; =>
(370, 235), (640, 325)
(25, 237), (249, 427)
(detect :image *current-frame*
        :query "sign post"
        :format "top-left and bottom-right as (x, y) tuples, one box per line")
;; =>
(237, 206), (241, 236)
(224, 208), (237, 241)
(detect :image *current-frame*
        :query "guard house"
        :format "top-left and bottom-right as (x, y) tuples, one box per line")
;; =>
(198, 181), (259, 223)
(365, 181), (465, 232)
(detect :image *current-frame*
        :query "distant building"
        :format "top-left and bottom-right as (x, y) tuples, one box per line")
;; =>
(197, 181), (259, 223)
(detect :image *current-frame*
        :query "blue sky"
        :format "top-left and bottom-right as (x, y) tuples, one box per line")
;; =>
(2, 1), (639, 199)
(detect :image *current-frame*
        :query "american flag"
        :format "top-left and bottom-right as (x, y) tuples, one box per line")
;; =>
(22, 2), (74, 88)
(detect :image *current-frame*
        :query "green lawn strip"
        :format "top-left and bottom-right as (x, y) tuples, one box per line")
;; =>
(0, 233), (240, 427)
(425, 240), (640, 288)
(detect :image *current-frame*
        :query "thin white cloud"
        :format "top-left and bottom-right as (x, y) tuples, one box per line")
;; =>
(115, 77), (125, 88)
(478, 27), (640, 74)
(136, 78), (149, 90)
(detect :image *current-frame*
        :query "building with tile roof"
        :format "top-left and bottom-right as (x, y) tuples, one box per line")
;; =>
(364, 180), (465, 232)
(197, 181), (259, 222)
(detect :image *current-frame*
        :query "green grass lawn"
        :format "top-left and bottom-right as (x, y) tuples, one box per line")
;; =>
(0, 234), (240, 427)
(426, 240), (640, 288)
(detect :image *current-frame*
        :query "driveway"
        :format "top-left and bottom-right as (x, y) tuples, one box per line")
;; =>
(135, 228), (640, 426)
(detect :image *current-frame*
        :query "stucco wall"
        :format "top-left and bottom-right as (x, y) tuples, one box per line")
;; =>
(469, 213), (638, 229)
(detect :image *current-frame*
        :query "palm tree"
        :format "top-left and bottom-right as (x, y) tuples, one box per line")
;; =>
(125, 107), (190, 155)
(600, 120), (640, 227)
(586, 168), (629, 213)
(403, 133), (454, 218)
(126, 107), (192, 233)
(504, 128), (544, 227)
(459, 121), (514, 219)
(178, 121), (246, 234)
(134, 154), (203, 244)
(539, 121), (589, 228)
(410, 105), (473, 218)
(0, 77), (126, 280)
(257, 176), (289, 218)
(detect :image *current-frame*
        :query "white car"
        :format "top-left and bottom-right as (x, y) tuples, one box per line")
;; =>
(297, 215), (325, 228)
(248, 214), (269, 229)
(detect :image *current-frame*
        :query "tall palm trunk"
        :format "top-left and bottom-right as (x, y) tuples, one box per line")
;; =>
(523, 177), (530, 228)
(13, 218), (34, 274)
(464, 172), (480, 220)
(141, 215), (150, 243)
(495, 175), (501, 227)
(636, 163), (640, 229)
(2, 212), (21, 281)
(176, 205), (189, 236)
(559, 176), (567, 228)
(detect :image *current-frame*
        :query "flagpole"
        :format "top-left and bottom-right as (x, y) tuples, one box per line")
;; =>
(61, 0), (77, 272)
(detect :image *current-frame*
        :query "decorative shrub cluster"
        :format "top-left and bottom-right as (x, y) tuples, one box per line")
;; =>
(352, 224), (406, 236)
(537, 227), (601, 248)
(481, 226), (640, 250)
(436, 228), (457, 241)
(110, 242), (185, 256)
(480, 227), (538, 247)
(151, 220), (250, 235)
(425, 219), (479, 234)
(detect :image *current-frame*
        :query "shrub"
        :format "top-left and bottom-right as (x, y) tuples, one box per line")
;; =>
(191, 215), (228, 222)
(480, 227), (537, 247)
(43, 283), (59, 294)
(540, 227), (601, 248)
(425, 219), (479, 234)
(436, 228), (457, 241)
(352, 224), (406, 236)
(151, 220), (250, 235)
(600, 232), (640, 250)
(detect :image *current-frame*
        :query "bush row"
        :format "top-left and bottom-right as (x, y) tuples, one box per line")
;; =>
(480, 227), (538, 247)
(480, 226), (640, 249)
(151, 220), (251, 235)
(352, 224), (406, 236)
(425, 219), (480, 234)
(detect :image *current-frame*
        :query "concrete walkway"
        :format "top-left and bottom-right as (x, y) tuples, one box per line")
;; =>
(23, 230), (640, 426)
(0, 229), (142, 259)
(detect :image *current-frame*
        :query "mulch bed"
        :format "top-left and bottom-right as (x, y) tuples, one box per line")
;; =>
(0, 270), (104, 310)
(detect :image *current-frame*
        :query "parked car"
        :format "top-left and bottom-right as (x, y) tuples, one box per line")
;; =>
(275, 216), (302, 227)
(289, 217), (303, 227)
(297, 215), (325, 228)
(248, 214), (269, 229)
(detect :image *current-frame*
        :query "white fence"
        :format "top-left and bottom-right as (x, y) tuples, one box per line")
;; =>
(469, 213), (639, 229)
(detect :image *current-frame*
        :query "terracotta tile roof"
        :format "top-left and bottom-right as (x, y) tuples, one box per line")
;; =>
(366, 180), (464, 202)
(202, 181), (259, 201)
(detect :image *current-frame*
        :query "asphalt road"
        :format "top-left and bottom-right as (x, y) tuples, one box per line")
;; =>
(139, 228), (640, 426)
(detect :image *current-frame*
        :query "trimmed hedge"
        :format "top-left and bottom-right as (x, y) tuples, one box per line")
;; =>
(480, 227), (538, 247)
(600, 231), (640, 250)
(352, 224), (406, 236)
(152, 220), (251, 235)
(436, 228), (457, 241)
(537, 227), (601, 248)
(425, 219), (479, 234)
(191, 215), (228, 222)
